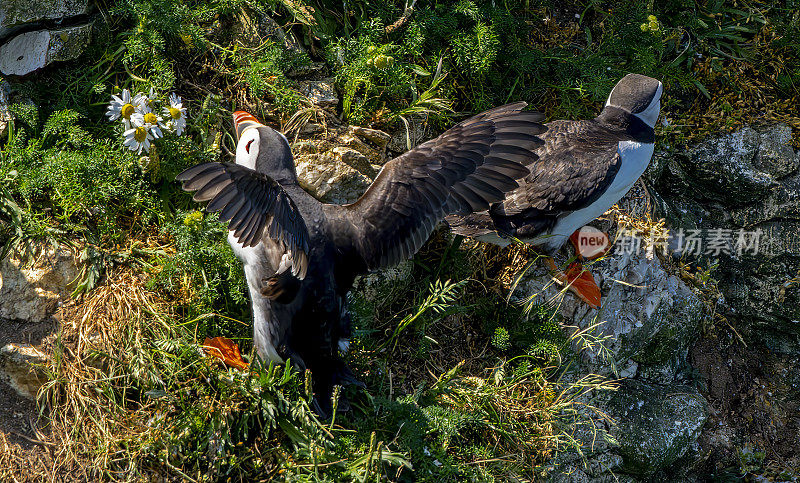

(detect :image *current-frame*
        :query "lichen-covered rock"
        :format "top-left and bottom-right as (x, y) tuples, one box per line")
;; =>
(0, 22), (94, 76)
(0, 249), (78, 322)
(670, 126), (788, 205)
(351, 261), (413, 303)
(607, 379), (708, 475)
(650, 124), (800, 342)
(0, 343), (48, 399)
(340, 125), (391, 165)
(300, 78), (339, 108)
(0, 0), (89, 39)
(293, 124), (391, 203)
(513, 237), (705, 380)
(295, 152), (372, 204)
(331, 147), (377, 178)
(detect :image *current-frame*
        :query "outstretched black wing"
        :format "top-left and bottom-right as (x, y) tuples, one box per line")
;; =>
(176, 162), (310, 278)
(341, 102), (546, 270)
(446, 118), (625, 242)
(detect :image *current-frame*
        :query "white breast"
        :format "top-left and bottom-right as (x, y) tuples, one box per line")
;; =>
(228, 233), (285, 363)
(532, 140), (654, 252)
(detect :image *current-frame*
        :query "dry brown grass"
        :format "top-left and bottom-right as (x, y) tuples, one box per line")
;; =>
(677, 25), (800, 146)
(0, 267), (179, 481)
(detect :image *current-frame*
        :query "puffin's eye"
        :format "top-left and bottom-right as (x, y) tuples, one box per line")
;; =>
(245, 139), (255, 153)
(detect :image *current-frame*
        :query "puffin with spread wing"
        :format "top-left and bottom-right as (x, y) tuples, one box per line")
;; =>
(177, 104), (546, 414)
(446, 74), (663, 308)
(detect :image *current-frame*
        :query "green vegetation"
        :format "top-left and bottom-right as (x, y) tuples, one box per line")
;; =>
(1, 0), (798, 480)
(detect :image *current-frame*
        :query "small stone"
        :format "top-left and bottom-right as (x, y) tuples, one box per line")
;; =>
(0, 343), (48, 399)
(331, 147), (377, 178)
(349, 125), (391, 149)
(0, 22), (94, 76)
(300, 78), (339, 108)
(0, 248), (78, 322)
(340, 125), (391, 165)
(351, 261), (413, 305)
(295, 152), (371, 204)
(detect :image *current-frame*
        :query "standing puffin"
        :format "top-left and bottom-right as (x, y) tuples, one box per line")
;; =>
(176, 104), (546, 414)
(446, 74), (663, 308)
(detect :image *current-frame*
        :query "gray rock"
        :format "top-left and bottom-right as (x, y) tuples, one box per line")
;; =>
(0, 0), (89, 39)
(0, 343), (48, 399)
(295, 152), (371, 204)
(339, 125), (391, 165)
(651, 124), (800, 341)
(512, 235), (705, 380)
(331, 146), (377, 178)
(673, 126), (786, 205)
(0, 22), (94, 76)
(0, 249), (78, 322)
(606, 379), (708, 475)
(300, 78), (339, 108)
(293, 124), (392, 203)
(351, 261), (413, 304)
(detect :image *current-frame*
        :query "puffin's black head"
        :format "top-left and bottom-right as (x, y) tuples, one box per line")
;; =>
(233, 111), (297, 183)
(605, 74), (663, 128)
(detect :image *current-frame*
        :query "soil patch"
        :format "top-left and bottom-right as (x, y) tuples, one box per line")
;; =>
(0, 317), (57, 480)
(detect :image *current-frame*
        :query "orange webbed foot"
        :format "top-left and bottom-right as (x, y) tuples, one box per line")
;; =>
(545, 257), (601, 309)
(203, 336), (249, 370)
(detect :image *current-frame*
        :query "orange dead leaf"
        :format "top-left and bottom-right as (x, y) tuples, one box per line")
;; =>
(202, 336), (249, 370)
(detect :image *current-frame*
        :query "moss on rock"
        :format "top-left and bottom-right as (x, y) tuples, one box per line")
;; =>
(607, 379), (708, 475)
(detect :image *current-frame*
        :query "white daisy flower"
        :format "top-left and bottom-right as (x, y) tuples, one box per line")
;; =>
(163, 93), (187, 136)
(123, 114), (155, 154)
(145, 87), (159, 110)
(141, 107), (166, 139)
(106, 89), (142, 129)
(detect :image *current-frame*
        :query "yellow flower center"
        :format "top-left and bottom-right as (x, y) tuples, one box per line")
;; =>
(168, 107), (182, 120)
(134, 126), (148, 142)
(121, 103), (135, 119)
(144, 112), (157, 124)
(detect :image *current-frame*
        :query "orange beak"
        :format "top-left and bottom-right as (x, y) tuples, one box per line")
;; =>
(233, 111), (261, 140)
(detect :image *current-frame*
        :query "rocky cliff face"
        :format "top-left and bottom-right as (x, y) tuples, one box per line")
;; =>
(509, 124), (800, 479)
(651, 125), (800, 346)
(647, 125), (800, 475)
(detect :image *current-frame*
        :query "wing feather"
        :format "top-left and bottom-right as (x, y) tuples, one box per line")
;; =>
(339, 103), (546, 270)
(176, 162), (310, 278)
(448, 119), (626, 242)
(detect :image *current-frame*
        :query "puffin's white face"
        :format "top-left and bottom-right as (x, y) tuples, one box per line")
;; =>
(632, 82), (663, 128)
(236, 127), (260, 170)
